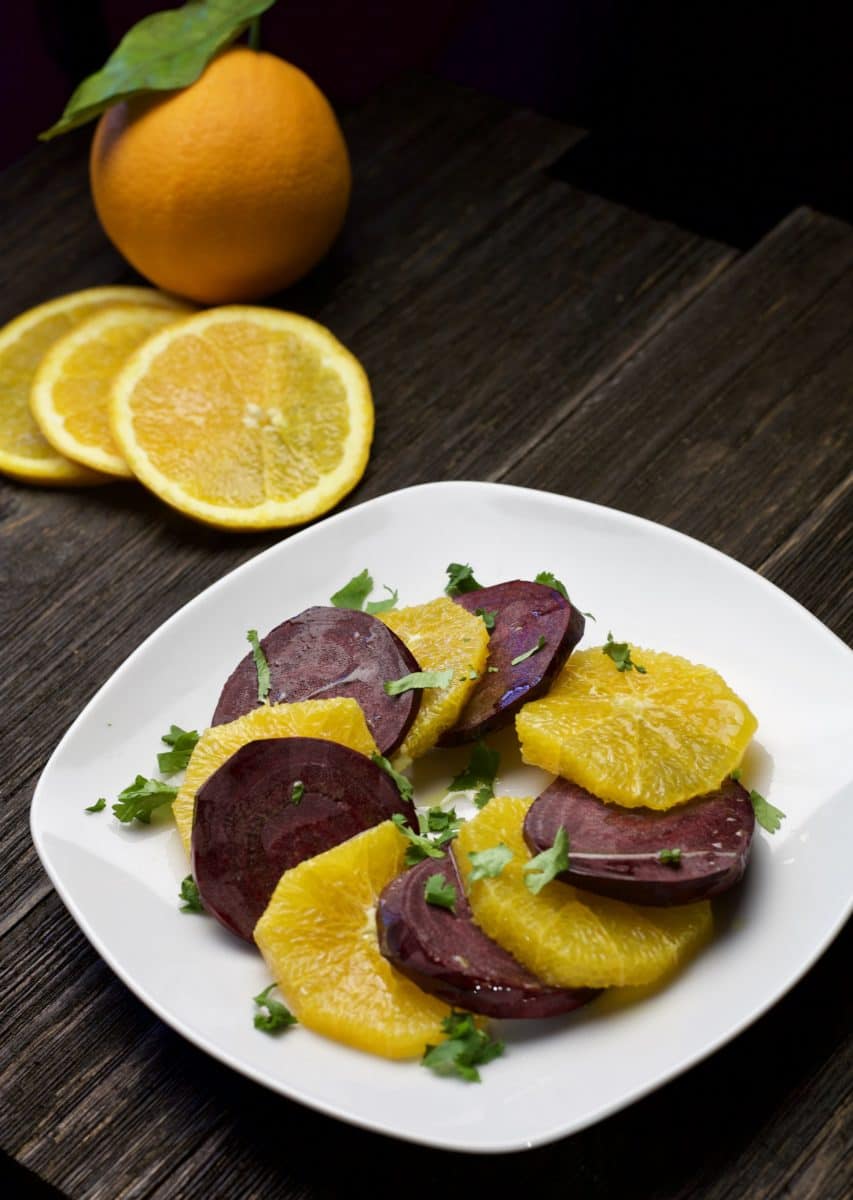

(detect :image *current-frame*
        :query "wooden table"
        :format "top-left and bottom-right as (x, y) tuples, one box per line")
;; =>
(2, 74), (850, 1199)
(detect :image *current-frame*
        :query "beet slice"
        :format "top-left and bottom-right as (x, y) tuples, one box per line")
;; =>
(523, 777), (755, 906)
(377, 850), (596, 1018)
(192, 737), (416, 941)
(439, 580), (585, 745)
(211, 606), (421, 755)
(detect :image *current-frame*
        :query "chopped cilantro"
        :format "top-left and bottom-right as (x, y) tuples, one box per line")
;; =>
(448, 740), (499, 810)
(290, 780), (304, 806)
(510, 635), (546, 666)
(422, 1011), (504, 1082)
(371, 753), (414, 805)
(750, 789), (785, 834)
(252, 983), (297, 1033)
(366, 586), (399, 614)
(246, 629), (271, 701)
(330, 569), (373, 610)
(658, 847), (682, 866)
(474, 607), (496, 631)
(486, 665), (499, 673)
(178, 875), (204, 912)
(730, 768), (742, 782)
(602, 632), (646, 674)
(445, 563), (483, 596)
(112, 775), (177, 824)
(424, 873), (457, 912)
(523, 826), (570, 894)
(391, 813), (446, 866)
(534, 571), (569, 601)
(85, 797), (106, 813)
(422, 806), (463, 847)
(383, 669), (453, 695)
(467, 843), (513, 883)
(157, 724), (199, 775)
(582, 611), (597, 622)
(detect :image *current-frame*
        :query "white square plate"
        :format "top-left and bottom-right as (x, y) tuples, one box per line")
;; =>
(31, 481), (853, 1153)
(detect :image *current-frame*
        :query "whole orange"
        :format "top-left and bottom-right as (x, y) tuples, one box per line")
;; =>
(89, 48), (351, 304)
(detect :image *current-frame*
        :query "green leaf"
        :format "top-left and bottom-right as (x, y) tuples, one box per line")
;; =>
(252, 982), (297, 1033)
(424, 873), (457, 912)
(422, 806), (463, 847)
(371, 753), (414, 805)
(730, 767), (742, 782)
(366, 586), (399, 615)
(421, 1011), (504, 1082)
(582, 611), (597, 622)
(750, 789), (786, 834)
(246, 629), (271, 702)
(85, 797), (107, 813)
(474, 607), (496, 631)
(157, 724), (199, 774)
(510, 635), (546, 666)
(290, 780), (304, 806)
(523, 826), (570, 894)
(658, 847), (682, 866)
(179, 875), (204, 912)
(445, 563), (483, 596)
(112, 775), (177, 824)
(330, 569), (373, 610)
(448, 740), (500, 810)
(467, 843), (513, 883)
(383, 669), (453, 696)
(391, 813), (446, 866)
(40, 0), (278, 140)
(602, 632), (647, 674)
(534, 571), (569, 601)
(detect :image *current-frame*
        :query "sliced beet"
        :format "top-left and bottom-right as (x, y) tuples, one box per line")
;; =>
(439, 580), (585, 745)
(523, 777), (755, 906)
(376, 850), (596, 1018)
(192, 737), (416, 941)
(211, 606), (421, 755)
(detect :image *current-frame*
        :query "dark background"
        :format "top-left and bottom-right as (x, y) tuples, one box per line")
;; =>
(3, 2), (852, 248)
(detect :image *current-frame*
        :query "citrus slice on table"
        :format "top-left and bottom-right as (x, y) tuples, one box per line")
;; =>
(254, 820), (452, 1058)
(31, 302), (192, 477)
(378, 597), (490, 759)
(0, 286), (187, 485)
(172, 698), (378, 857)
(517, 646), (758, 809)
(110, 307), (373, 529)
(454, 795), (711, 989)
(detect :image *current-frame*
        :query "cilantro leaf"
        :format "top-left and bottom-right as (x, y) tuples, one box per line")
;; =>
(582, 611), (597, 622)
(383, 669), (453, 695)
(750, 789), (785, 834)
(510, 635), (546, 666)
(179, 875), (204, 912)
(85, 797), (106, 813)
(252, 983), (297, 1033)
(371, 753), (414, 805)
(366, 586), (399, 614)
(445, 563), (483, 596)
(523, 826), (570, 894)
(473, 785), (493, 810)
(112, 775), (177, 824)
(330, 569), (373, 610)
(534, 571), (569, 601)
(467, 843), (513, 883)
(422, 1011), (504, 1082)
(157, 724), (199, 775)
(730, 767), (742, 782)
(391, 813), (446, 866)
(424, 873), (457, 912)
(448, 740), (500, 811)
(658, 847), (682, 866)
(602, 632), (647, 674)
(423, 806), (463, 847)
(474, 607), (496, 631)
(246, 629), (271, 701)
(290, 780), (304, 805)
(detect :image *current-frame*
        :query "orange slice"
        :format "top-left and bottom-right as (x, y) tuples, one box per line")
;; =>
(454, 795), (712, 988)
(109, 306), (373, 529)
(517, 646), (757, 809)
(254, 821), (452, 1058)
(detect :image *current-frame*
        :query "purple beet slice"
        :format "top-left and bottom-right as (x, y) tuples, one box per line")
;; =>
(192, 736), (417, 941)
(211, 606), (421, 755)
(376, 850), (596, 1018)
(439, 580), (585, 745)
(523, 777), (755, 906)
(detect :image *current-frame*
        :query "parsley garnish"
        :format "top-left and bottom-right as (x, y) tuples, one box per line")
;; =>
(253, 983), (297, 1033)
(448, 740), (500, 810)
(178, 875), (204, 912)
(523, 826), (570, 894)
(246, 629), (271, 701)
(366, 586), (399, 614)
(474, 607), (496, 631)
(510, 635), (546, 666)
(602, 632), (647, 674)
(422, 1011), (504, 1082)
(445, 563), (483, 596)
(750, 789), (785, 834)
(112, 775), (177, 824)
(534, 571), (569, 601)
(467, 843), (513, 883)
(330, 569), (373, 610)
(424, 873), (457, 913)
(391, 813), (447, 866)
(383, 669), (453, 695)
(85, 797), (106, 813)
(658, 847), (682, 866)
(371, 753), (414, 804)
(290, 780), (304, 805)
(157, 724), (199, 775)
